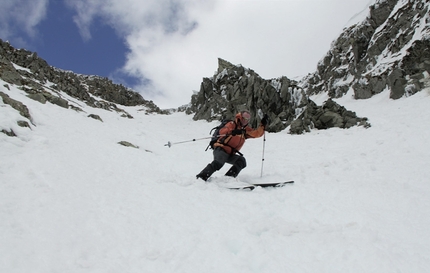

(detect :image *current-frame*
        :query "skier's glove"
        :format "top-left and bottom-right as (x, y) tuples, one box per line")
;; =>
(261, 114), (269, 126)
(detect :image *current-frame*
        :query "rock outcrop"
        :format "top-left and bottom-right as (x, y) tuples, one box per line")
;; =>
(302, 0), (430, 100)
(187, 58), (369, 134)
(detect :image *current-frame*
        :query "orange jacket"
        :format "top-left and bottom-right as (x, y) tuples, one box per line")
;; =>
(213, 114), (265, 154)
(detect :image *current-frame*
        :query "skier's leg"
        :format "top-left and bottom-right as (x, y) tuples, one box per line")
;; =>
(196, 148), (229, 181)
(225, 155), (247, 177)
(210, 147), (230, 170)
(196, 164), (215, 181)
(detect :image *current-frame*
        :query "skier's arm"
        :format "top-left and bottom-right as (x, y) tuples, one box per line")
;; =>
(245, 124), (265, 139)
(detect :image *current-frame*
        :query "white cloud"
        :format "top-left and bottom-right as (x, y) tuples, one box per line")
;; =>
(67, 0), (217, 107)
(64, 1), (103, 41)
(114, 0), (372, 108)
(0, 0), (49, 42)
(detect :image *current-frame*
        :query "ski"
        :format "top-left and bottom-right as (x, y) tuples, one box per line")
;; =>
(227, 180), (294, 190)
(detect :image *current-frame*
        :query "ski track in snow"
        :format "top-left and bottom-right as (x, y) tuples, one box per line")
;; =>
(1, 83), (430, 273)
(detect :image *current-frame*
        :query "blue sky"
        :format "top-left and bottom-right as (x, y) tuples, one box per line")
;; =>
(37, 2), (126, 78)
(1, 0), (373, 108)
(6, 1), (140, 86)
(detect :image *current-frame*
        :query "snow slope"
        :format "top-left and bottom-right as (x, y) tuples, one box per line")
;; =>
(1, 81), (430, 273)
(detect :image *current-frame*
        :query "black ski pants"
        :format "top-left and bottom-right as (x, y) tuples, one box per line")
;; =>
(210, 147), (247, 172)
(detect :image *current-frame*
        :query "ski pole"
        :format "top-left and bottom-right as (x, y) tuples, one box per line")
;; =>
(260, 131), (266, 177)
(164, 135), (226, 148)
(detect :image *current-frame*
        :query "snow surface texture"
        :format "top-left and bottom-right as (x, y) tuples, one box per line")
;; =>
(1, 81), (430, 273)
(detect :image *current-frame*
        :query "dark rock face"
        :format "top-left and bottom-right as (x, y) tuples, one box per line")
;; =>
(187, 59), (370, 134)
(289, 99), (370, 134)
(187, 58), (307, 132)
(302, 0), (430, 100)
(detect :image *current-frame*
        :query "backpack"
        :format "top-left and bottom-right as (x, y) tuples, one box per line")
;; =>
(206, 119), (232, 151)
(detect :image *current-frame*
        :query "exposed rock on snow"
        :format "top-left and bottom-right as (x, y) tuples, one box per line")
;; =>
(187, 58), (369, 134)
(0, 39), (166, 114)
(303, 0), (430, 100)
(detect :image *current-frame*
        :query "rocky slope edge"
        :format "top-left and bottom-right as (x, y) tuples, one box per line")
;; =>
(302, 0), (430, 99)
(186, 58), (370, 134)
(0, 39), (166, 115)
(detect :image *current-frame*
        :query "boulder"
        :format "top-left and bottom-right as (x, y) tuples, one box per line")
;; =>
(0, 91), (32, 120)
(118, 141), (139, 149)
(88, 114), (103, 122)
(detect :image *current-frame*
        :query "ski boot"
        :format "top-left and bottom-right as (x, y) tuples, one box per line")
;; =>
(196, 164), (215, 181)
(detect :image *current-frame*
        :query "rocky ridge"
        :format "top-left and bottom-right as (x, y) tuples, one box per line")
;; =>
(0, 39), (166, 116)
(187, 58), (370, 133)
(0, 39), (169, 139)
(302, 0), (430, 100)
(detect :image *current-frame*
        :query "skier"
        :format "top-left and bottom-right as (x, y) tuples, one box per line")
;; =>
(196, 110), (268, 181)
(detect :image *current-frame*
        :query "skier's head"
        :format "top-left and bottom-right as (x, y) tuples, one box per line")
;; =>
(238, 110), (251, 126)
